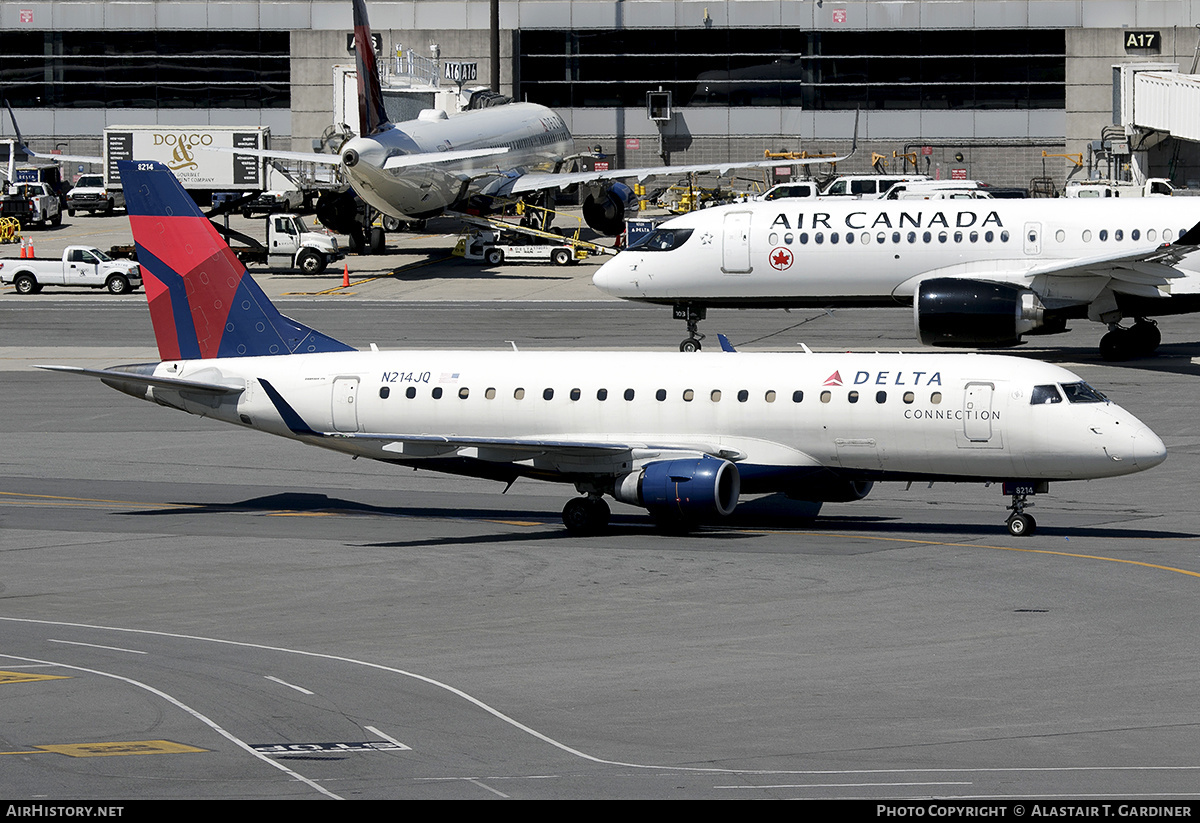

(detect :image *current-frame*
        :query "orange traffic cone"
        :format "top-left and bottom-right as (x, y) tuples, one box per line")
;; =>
(18, 238), (26, 258)
(342, 264), (349, 288)
(26, 238), (33, 258)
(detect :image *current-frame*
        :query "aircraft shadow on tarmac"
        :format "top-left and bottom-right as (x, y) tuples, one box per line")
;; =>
(122, 491), (1195, 544)
(1001, 340), (1200, 378)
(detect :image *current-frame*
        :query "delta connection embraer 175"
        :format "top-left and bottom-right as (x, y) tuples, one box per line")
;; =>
(228, 0), (853, 250)
(592, 196), (1200, 360)
(37, 161), (1166, 538)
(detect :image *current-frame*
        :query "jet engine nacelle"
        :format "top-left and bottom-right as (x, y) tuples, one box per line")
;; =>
(582, 181), (638, 236)
(613, 458), (741, 520)
(315, 189), (364, 236)
(915, 278), (1046, 347)
(785, 478), (874, 503)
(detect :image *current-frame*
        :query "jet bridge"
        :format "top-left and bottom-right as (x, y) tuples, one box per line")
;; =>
(1112, 63), (1200, 181)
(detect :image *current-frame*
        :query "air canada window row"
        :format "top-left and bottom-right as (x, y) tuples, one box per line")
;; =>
(378, 385), (946, 406)
(762, 226), (1188, 248)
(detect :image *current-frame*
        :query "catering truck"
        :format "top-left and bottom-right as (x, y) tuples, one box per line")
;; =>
(103, 125), (273, 195)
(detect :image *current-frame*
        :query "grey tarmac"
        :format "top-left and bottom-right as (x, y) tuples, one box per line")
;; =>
(2, 212), (1200, 800)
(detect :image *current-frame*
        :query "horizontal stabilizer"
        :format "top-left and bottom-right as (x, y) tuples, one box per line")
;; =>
(35, 365), (245, 396)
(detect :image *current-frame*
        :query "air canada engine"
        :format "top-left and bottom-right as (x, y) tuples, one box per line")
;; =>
(582, 181), (639, 236)
(915, 278), (1047, 347)
(613, 458), (741, 521)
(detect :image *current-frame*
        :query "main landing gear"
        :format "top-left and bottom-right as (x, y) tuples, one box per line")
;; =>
(674, 304), (707, 352)
(1003, 481), (1047, 537)
(1099, 318), (1160, 362)
(562, 494), (611, 536)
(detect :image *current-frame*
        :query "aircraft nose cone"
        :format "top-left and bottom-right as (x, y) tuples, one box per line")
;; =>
(1132, 426), (1167, 469)
(592, 256), (623, 295)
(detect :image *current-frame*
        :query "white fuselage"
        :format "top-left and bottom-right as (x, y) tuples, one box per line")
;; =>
(124, 349), (1163, 489)
(340, 102), (574, 219)
(594, 198), (1200, 307)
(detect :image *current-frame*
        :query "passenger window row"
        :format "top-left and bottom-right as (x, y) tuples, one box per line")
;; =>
(378, 385), (946, 406)
(1055, 227), (1182, 243)
(770, 230), (1011, 246)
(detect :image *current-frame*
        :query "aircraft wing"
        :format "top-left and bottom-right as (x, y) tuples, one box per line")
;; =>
(205, 145), (509, 169)
(907, 224), (1200, 303)
(509, 151), (855, 194)
(1023, 226), (1200, 299)
(23, 148), (105, 166)
(511, 110), (859, 193)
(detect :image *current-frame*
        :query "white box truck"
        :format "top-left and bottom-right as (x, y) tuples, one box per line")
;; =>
(103, 125), (272, 193)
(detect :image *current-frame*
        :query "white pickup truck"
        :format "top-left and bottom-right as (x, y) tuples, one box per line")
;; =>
(1, 246), (142, 294)
(0, 181), (63, 228)
(67, 174), (125, 216)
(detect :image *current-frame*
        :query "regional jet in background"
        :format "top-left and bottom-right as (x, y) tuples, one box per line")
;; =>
(227, 0), (855, 251)
(592, 197), (1200, 360)
(38, 161), (1166, 538)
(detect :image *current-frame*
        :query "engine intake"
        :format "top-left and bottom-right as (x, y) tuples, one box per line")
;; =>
(582, 181), (638, 236)
(614, 458), (740, 520)
(915, 278), (1046, 347)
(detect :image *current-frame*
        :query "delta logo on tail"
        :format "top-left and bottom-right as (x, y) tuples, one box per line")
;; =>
(121, 160), (353, 361)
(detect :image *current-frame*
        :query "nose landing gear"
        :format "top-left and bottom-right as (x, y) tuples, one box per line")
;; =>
(674, 304), (707, 352)
(1003, 481), (1047, 537)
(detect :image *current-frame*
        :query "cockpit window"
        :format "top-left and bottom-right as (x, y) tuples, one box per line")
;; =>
(1030, 384), (1062, 405)
(629, 227), (694, 252)
(1060, 381), (1107, 404)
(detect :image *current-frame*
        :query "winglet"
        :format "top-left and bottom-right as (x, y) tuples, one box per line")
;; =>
(121, 160), (354, 360)
(717, 333), (737, 352)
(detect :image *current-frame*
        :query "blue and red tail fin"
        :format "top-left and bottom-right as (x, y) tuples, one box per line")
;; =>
(353, 0), (391, 137)
(120, 160), (355, 361)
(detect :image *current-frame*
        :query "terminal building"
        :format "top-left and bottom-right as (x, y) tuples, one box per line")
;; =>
(3, 0), (1200, 191)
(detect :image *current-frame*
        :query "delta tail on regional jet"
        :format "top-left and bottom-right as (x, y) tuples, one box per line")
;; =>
(593, 197), (1200, 360)
(37, 161), (1166, 537)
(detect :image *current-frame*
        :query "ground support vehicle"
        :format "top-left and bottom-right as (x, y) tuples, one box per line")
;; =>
(457, 228), (587, 266)
(453, 202), (617, 266)
(216, 213), (343, 275)
(0, 182), (62, 228)
(1, 246), (141, 294)
(67, 175), (125, 215)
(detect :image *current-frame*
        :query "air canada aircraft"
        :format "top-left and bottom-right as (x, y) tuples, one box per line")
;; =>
(592, 197), (1200, 360)
(37, 161), (1166, 537)
(227, 0), (854, 250)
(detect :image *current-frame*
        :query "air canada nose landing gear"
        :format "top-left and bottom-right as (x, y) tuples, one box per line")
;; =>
(674, 304), (707, 352)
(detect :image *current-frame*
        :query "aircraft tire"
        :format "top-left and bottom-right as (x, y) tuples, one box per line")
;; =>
(106, 275), (130, 295)
(1007, 513), (1036, 537)
(1100, 330), (1133, 362)
(67, 208), (75, 217)
(369, 227), (385, 254)
(562, 496), (609, 536)
(680, 338), (702, 353)
(381, 215), (401, 232)
(1130, 320), (1161, 356)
